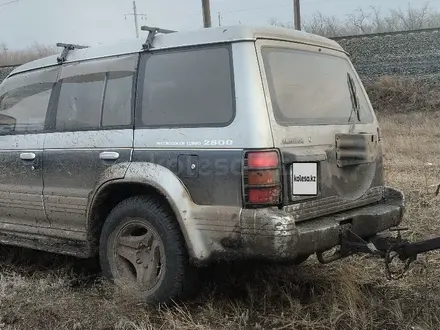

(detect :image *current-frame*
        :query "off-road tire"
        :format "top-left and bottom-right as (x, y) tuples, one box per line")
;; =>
(99, 195), (198, 304)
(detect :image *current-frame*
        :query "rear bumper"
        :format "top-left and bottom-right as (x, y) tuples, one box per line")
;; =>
(233, 186), (405, 261)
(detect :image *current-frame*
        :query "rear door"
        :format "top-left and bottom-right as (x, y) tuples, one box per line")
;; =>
(255, 39), (383, 222)
(43, 54), (137, 232)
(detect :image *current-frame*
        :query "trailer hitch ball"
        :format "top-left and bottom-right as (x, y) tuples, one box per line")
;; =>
(316, 246), (345, 264)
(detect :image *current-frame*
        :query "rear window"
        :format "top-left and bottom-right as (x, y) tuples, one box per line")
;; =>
(137, 45), (235, 128)
(261, 47), (373, 126)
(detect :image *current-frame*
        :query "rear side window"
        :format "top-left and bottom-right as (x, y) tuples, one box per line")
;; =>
(261, 47), (374, 126)
(56, 73), (105, 130)
(137, 45), (235, 128)
(102, 71), (133, 127)
(0, 82), (53, 134)
(55, 69), (134, 131)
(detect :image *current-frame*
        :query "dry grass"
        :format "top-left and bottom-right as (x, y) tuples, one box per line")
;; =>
(0, 44), (56, 66)
(366, 75), (440, 114)
(1, 79), (440, 329)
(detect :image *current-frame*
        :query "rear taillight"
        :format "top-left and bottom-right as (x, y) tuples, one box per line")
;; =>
(243, 150), (282, 207)
(247, 152), (279, 168)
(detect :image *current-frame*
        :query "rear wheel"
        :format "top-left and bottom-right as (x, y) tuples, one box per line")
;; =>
(99, 195), (197, 304)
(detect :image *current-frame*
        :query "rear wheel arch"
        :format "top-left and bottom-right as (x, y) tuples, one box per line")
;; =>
(87, 180), (193, 257)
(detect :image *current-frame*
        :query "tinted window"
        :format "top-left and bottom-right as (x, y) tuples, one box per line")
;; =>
(56, 73), (105, 130)
(102, 71), (133, 127)
(0, 82), (53, 134)
(261, 47), (374, 126)
(139, 46), (234, 127)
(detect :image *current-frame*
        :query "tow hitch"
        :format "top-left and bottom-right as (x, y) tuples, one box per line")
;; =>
(317, 227), (440, 280)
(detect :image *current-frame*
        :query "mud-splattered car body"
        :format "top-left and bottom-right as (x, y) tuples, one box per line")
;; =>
(0, 25), (404, 268)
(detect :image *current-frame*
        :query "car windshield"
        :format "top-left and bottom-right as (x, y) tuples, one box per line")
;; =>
(261, 47), (373, 126)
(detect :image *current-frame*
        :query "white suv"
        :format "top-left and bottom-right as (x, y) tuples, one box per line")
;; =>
(0, 25), (405, 303)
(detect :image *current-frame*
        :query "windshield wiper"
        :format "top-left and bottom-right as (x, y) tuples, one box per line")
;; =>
(347, 72), (361, 133)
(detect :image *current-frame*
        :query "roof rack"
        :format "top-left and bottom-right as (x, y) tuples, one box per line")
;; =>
(56, 43), (90, 64)
(140, 25), (176, 51)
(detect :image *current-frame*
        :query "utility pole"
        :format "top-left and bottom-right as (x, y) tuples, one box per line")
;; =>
(133, 1), (139, 38)
(294, 0), (301, 30)
(218, 12), (222, 26)
(201, 0), (212, 28)
(125, 1), (147, 38)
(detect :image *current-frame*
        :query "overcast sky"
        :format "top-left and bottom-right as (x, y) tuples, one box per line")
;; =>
(0, 0), (439, 49)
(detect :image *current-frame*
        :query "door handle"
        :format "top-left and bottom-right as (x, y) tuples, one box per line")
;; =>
(100, 151), (120, 161)
(20, 152), (36, 161)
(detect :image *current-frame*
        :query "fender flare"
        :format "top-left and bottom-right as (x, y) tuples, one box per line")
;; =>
(87, 162), (204, 260)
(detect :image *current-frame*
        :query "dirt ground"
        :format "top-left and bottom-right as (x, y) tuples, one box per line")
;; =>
(0, 111), (440, 330)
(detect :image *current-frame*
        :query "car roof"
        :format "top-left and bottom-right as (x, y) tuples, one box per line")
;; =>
(8, 25), (345, 77)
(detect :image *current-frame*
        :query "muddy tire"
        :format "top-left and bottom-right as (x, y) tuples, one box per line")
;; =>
(99, 195), (198, 304)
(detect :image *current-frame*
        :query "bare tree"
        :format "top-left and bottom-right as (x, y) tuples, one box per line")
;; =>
(369, 6), (386, 33)
(299, 11), (346, 37)
(0, 43), (57, 66)
(270, 2), (440, 37)
(268, 18), (292, 29)
(390, 3), (430, 30)
(346, 8), (372, 34)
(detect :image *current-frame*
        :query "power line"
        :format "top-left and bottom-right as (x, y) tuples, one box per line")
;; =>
(222, 4), (291, 14)
(210, 0), (320, 14)
(183, 1), (292, 18)
(185, 0), (323, 24)
(0, 0), (19, 8)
